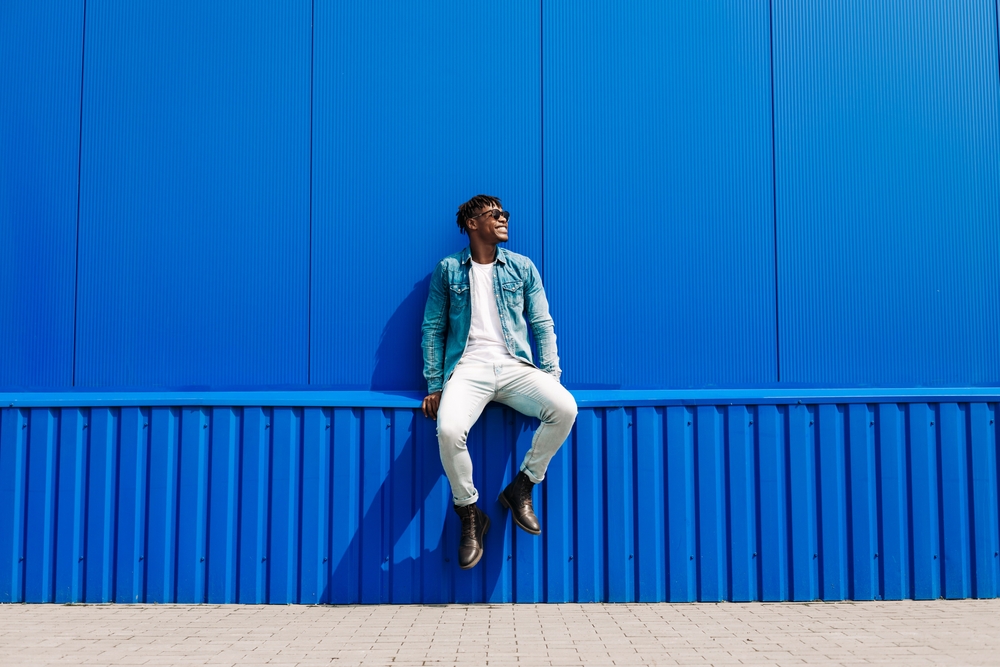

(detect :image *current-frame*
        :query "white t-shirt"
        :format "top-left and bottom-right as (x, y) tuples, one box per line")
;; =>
(461, 260), (518, 364)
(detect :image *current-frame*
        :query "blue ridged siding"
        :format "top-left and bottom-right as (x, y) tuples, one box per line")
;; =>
(2, 394), (997, 603)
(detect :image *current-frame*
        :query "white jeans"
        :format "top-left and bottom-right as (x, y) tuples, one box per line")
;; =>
(437, 359), (578, 507)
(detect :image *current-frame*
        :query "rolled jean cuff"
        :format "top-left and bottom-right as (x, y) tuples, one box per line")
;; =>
(520, 464), (543, 484)
(453, 491), (479, 507)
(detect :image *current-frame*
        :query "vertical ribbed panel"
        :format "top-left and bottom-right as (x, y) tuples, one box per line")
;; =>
(543, 1), (776, 389)
(311, 1), (542, 390)
(0, 1), (82, 388)
(773, 0), (1000, 384)
(2, 398), (997, 603)
(75, 0), (310, 387)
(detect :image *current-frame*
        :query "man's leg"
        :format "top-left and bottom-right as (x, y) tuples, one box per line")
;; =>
(495, 362), (578, 534)
(436, 361), (496, 569)
(436, 361), (496, 506)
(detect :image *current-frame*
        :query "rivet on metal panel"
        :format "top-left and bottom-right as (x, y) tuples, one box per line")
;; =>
(323, 557), (328, 562)
(869, 421), (874, 427)
(930, 422), (934, 426)
(813, 554), (817, 559)
(749, 421), (753, 426)
(22, 424), (26, 429)
(200, 557), (205, 562)
(144, 423), (148, 428)
(79, 556), (84, 561)
(384, 556), (389, 562)
(507, 555), (512, 561)
(809, 421), (813, 426)
(934, 555), (937, 559)
(385, 424), (390, 429)
(262, 557), (267, 562)
(991, 420), (994, 425)
(687, 421), (691, 426)
(568, 556), (573, 561)
(326, 424), (330, 429)
(689, 555), (694, 560)
(752, 552), (757, 558)
(629, 555), (633, 559)
(83, 424), (88, 429)
(139, 556), (144, 561)
(19, 557), (24, 562)
(874, 553), (878, 559)
(203, 424), (207, 429)
(265, 424), (270, 429)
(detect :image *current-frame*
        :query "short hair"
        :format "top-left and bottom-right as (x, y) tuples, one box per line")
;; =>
(456, 194), (502, 235)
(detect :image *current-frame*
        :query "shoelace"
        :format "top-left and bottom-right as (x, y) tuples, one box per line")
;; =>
(461, 508), (478, 538)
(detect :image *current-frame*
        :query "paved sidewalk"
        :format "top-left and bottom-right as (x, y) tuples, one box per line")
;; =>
(1, 600), (998, 666)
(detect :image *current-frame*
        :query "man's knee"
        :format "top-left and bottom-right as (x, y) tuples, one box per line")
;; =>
(547, 392), (578, 426)
(437, 420), (469, 450)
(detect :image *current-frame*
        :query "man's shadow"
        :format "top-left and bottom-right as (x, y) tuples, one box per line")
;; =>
(320, 275), (544, 603)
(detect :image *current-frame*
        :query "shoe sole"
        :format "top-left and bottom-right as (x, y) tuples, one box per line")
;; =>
(458, 515), (490, 570)
(498, 493), (542, 535)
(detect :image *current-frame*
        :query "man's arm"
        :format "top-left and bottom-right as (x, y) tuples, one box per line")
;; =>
(421, 262), (449, 410)
(524, 259), (561, 380)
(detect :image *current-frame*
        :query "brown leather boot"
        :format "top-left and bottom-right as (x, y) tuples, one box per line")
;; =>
(498, 471), (541, 535)
(453, 502), (490, 569)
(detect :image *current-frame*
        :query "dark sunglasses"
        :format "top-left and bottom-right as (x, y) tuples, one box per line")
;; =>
(469, 208), (510, 222)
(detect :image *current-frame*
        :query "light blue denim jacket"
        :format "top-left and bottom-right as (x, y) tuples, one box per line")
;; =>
(421, 246), (561, 393)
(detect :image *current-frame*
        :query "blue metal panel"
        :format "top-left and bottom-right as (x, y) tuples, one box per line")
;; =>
(774, 0), (1000, 385)
(817, 405), (848, 600)
(3, 394), (1000, 603)
(75, 0), (310, 387)
(85, 408), (117, 602)
(207, 407), (240, 603)
(909, 403), (941, 599)
(0, 0), (82, 389)
(0, 409), (29, 602)
(635, 407), (665, 602)
(847, 404), (878, 599)
(54, 408), (85, 602)
(787, 405), (818, 601)
(726, 406), (757, 602)
(543, 0), (776, 389)
(877, 403), (909, 600)
(696, 406), (726, 601)
(666, 406), (696, 602)
(311, 1), (542, 391)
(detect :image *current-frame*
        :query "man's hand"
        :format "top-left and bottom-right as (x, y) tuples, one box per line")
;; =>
(422, 391), (442, 420)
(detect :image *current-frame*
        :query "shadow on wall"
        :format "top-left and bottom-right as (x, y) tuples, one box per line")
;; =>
(316, 404), (541, 604)
(372, 274), (432, 392)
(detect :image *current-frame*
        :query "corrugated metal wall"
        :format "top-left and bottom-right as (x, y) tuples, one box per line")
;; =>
(542, 1), (778, 389)
(0, 0), (83, 388)
(310, 1), (543, 390)
(74, 0), (311, 387)
(2, 395), (997, 603)
(4, 0), (1000, 391)
(773, 0), (1000, 385)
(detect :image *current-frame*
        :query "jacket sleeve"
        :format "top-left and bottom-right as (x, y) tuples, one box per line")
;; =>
(421, 261), (449, 393)
(524, 259), (562, 380)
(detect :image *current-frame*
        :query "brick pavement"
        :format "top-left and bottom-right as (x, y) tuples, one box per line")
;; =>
(0, 600), (998, 666)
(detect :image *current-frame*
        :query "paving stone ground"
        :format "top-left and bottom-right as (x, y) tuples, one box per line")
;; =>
(1, 600), (998, 667)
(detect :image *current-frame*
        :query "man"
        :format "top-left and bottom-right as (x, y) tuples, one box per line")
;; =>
(420, 194), (578, 569)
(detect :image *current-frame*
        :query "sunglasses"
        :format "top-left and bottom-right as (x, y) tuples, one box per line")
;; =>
(469, 208), (510, 222)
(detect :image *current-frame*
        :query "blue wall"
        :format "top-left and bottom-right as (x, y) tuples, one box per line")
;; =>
(3, 0), (999, 391)
(2, 390), (998, 603)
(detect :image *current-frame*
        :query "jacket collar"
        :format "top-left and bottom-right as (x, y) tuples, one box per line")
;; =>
(460, 246), (508, 266)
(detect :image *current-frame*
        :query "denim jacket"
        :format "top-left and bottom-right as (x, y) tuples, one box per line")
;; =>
(421, 246), (561, 393)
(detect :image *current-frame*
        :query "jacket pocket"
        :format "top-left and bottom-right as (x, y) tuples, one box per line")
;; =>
(501, 280), (524, 310)
(449, 283), (470, 311)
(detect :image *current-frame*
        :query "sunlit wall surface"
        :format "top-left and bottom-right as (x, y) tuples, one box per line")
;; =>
(3, 0), (999, 391)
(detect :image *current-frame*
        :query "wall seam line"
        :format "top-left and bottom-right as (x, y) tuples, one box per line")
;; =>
(72, 0), (88, 388)
(769, 0), (781, 383)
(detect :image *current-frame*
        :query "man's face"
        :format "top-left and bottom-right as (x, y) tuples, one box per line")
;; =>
(467, 203), (509, 244)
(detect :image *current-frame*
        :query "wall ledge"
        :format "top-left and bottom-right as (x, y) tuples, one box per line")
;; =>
(2, 387), (1000, 408)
